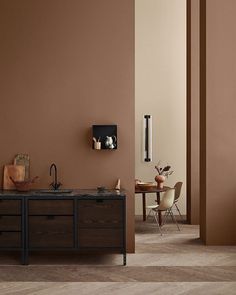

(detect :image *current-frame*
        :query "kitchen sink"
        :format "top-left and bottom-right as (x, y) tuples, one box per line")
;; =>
(34, 189), (73, 194)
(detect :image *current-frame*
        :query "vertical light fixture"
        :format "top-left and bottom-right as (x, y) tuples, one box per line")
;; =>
(143, 115), (152, 162)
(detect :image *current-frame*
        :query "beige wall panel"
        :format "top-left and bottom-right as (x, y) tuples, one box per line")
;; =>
(135, 0), (186, 214)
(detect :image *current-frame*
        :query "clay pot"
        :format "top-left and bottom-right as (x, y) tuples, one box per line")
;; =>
(155, 175), (166, 189)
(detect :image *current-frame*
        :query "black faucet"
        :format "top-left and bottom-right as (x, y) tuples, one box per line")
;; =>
(49, 163), (62, 190)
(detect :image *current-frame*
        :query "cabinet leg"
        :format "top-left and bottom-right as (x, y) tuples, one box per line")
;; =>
(23, 250), (29, 265)
(123, 253), (127, 266)
(21, 250), (25, 265)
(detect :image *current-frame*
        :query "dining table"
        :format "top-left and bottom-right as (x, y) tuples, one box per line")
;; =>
(135, 186), (170, 225)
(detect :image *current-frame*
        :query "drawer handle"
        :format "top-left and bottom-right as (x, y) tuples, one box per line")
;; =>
(47, 216), (55, 220)
(96, 199), (104, 203)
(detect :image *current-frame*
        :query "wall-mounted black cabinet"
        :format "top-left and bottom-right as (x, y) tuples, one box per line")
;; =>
(92, 125), (117, 150)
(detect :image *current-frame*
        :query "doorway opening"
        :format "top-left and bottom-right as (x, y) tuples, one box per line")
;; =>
(134, 0), (199, 245)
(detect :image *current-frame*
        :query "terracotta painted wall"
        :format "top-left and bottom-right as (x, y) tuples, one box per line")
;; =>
(0, 0), (135, 251)
(200, 0), (236, 245)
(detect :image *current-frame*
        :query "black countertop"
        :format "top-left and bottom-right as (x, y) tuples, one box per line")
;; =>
(0, 189), (126, 198)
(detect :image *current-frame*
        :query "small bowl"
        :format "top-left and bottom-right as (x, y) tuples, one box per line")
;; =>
(10, 176), (39, 192)
(12, 181), (32, 192)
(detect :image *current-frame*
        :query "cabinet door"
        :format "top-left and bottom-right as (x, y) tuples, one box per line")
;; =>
(0, 199), (22, 249)
(78, 200), (123, 228)
(78, 199), (124, 248)
(0, 232), (21, 248)
(0, 200), (21, 215)
(79, 228), (123, 248)
(29, 200), (73, 215)
(0, 216), (21, 231)
(29, 216), (73, 248)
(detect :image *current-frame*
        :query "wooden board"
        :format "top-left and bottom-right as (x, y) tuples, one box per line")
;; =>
(3, 165), (25, 190)
(14, 154), (30, 179)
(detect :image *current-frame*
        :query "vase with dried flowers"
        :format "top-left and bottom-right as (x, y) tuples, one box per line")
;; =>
(154, 162), (173, 189)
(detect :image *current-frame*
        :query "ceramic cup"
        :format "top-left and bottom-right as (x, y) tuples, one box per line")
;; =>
(94, 142), (101, 150)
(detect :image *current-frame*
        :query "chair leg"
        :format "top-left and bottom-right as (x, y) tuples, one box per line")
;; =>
(169, 209), (175, 223)
(154, 211), (162, 235)
(162, 209), (171, 225)
(151, 209), (157, 222)
(175, 203), (184, 221)
(170, 210), (180, 231)
(162, 211), (168, 225)
(146, 209), (153, 220)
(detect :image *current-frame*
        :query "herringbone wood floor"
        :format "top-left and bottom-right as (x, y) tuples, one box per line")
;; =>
(0, 216), (235, 294)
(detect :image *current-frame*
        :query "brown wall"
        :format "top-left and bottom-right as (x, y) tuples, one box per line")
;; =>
(187, 0), (200, 225)
(190, 0), (200, 224)
(200, 0), (236, 245)
(0, 0), (135, 251)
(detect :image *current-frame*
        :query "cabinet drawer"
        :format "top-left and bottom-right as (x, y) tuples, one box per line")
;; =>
(0, 200), (21, 215)
(79, 228), (123, 248)
(0, 216), (21, 231)
(78, 200), (123, 228)
(29, 216), (73, 248)
(0, 232), (21, 248)
(29, 200), (73, 215)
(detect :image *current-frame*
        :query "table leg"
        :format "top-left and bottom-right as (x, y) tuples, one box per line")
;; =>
(142, 193), (146, 221)
(156, 192), (162, 226)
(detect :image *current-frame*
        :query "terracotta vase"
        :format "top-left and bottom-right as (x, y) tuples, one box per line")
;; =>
(155, 175), (165, 189)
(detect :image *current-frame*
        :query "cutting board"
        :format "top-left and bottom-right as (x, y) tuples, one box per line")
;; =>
(3, 165), (25, 190)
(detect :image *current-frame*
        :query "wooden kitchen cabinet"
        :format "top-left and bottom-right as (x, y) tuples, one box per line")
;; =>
(0, 200), (21, 215)
(29, 216), (74, 248)
(28, 200), (73, 215)
(0, 216), (21, 231)
(79, 228), (123, 247)
(0, 232), (21, 247)
(78, 200), (123, 228)
(0, 190), (126, 265)
(0, 198), (23, 259)
(78, 199), (124, 248)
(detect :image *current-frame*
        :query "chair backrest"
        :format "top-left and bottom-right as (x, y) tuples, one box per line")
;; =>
(174, 182), (183, 202)
(158, 189), (175, 211)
